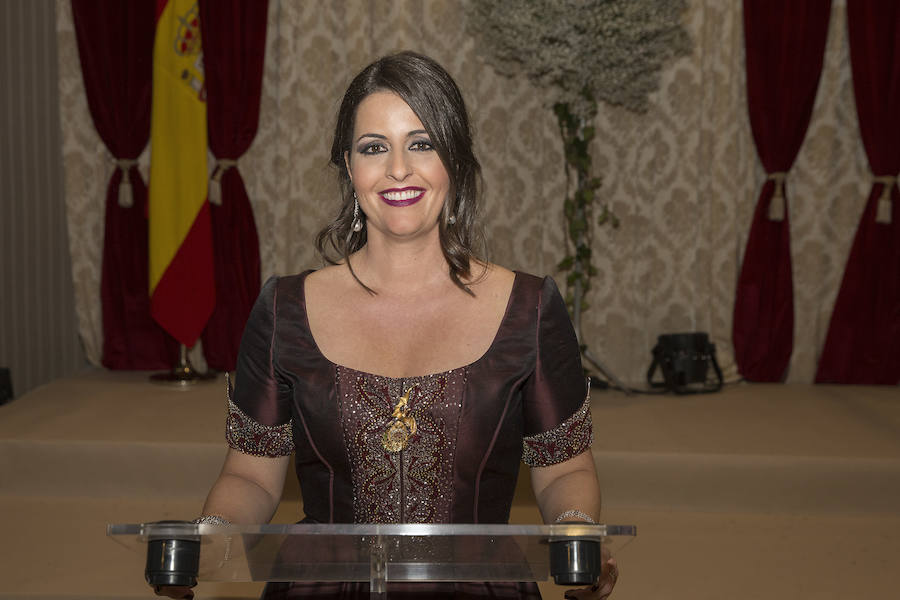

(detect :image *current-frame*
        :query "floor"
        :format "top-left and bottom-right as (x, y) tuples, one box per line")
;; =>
(0, 369), (897, 599)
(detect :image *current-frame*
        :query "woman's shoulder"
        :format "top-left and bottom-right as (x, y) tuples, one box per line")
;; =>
(303, 263), (356, 296)
(480, 265), (558, 299)
(260, 268), (317, 295)
(464, 262), (515, 305)
(469, 262), (567, 297)
(470, 261), (513, 285)
(248, 270), (322, 316)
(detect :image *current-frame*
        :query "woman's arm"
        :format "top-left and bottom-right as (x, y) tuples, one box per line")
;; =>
(532, 450), (618, 599)
(530, 449), (601, 524)
(155, 450), (291, 598)
(200, 448), (290, 524)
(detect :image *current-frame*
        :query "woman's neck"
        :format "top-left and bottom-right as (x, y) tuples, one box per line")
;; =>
(349, 233), (451, 295)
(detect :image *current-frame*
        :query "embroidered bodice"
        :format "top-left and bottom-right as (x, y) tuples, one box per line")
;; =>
(226, 270), (592, 525)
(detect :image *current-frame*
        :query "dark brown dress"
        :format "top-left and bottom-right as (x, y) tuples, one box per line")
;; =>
(227, 270), (592, 598)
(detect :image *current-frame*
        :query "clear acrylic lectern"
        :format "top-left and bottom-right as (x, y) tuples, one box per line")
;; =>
(108, 522), (636, 598)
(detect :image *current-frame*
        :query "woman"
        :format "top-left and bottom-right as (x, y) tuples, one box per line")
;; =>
(160, 51), (617, 599)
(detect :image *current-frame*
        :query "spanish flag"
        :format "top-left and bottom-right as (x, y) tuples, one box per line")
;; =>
(149, 0), (215, 347)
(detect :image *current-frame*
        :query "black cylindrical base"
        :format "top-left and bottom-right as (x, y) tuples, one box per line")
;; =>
(549, 539), (602, 586)
(145, 522), (200, 588)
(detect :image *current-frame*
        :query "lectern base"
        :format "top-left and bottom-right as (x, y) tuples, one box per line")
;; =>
(145, 523), (200, 588)
(549, 539), (602, 585)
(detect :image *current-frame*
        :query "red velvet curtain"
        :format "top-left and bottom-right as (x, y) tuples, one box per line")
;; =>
(198, 0), (266, 371)
(815, 2), (900, 385)
(733, 0), (831, 381)
(72, 0), (178, 369)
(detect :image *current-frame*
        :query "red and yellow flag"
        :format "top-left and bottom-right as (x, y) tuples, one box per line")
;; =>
(149, 0), (214, 347)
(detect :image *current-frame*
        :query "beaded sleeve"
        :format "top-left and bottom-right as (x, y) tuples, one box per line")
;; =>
(225, 374), (294, 458)
(521, 391), (593, 467)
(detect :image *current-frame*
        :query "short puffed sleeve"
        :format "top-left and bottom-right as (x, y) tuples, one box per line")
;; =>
(521, 276), (593, 467)
(225, 276), (294, 457)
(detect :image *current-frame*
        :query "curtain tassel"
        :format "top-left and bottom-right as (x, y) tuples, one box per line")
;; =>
(209, 158), (239, 206)
(872, 175), (896, 225)
(114, 158), (139, 208)
(766, 171), (787, 221)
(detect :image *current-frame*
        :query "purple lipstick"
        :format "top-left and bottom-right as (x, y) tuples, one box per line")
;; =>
(380, 187), (425, 207)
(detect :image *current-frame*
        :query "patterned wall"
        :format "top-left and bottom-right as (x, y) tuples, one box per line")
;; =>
(56, 0), (871, 385)
(0, 0), (84, 398)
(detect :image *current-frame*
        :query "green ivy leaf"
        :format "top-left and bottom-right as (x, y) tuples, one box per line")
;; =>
(570, 220), (586, 237)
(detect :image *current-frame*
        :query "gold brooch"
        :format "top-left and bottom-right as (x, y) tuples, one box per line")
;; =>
(382, 387), (417, 453)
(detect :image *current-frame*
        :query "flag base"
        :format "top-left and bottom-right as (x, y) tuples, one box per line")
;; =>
(150, 344), (216, 387)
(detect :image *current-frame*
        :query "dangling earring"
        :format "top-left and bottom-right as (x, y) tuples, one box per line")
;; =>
(447, 194), (460, 226)
(352, 192), (363, 232)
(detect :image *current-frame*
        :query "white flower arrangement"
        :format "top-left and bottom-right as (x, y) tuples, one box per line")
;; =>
(467, 0), (691, 387)
(467, 0), (691, 120)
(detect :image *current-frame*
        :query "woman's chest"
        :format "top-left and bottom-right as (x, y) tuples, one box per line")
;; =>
(310, 295), (505, 378)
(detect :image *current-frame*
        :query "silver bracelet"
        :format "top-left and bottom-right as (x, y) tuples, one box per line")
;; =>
(554, 509), (596, 524)
(192, 514), (231, 526)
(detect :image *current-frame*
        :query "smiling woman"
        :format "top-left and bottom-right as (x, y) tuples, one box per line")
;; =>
(157, 52), (616, 600)
(318, 52), (484, 295)
(345, 91), (451, 247)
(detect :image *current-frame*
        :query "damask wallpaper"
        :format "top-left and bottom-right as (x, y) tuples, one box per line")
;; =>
(56, 0), (869, 385)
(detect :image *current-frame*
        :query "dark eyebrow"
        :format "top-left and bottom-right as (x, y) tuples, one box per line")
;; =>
(355, 133), (387, 144)
(354, 130), (430, 144)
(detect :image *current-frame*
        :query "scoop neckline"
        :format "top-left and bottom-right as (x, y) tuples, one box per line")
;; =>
(298, 269), (522, 381)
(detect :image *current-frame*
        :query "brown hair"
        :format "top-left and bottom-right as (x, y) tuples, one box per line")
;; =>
(315, 51), (484, 293)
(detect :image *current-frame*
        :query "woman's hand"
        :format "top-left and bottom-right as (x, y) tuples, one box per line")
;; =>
(153, 585), (194, 599)
(564, 555), (618, 599)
